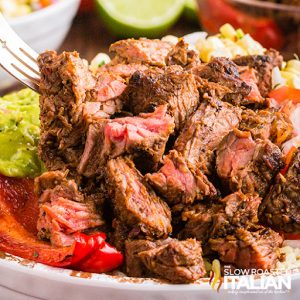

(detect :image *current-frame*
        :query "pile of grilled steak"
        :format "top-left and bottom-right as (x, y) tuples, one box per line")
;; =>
(36, 37), (298, 283)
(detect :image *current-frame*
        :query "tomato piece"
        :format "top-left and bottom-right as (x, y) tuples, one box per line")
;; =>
(199, 0), (284, 49)
(269, 86), (300, 104)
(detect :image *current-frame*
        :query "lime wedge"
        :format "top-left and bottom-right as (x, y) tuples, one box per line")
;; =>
(183, 0), (198, 23)
(95, 0), (185, 38)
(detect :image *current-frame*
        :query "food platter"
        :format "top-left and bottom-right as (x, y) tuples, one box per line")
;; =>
(1, 9), (300, 299)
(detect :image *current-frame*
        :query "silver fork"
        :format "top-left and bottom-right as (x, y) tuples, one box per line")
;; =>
(0, 13), (40, 92)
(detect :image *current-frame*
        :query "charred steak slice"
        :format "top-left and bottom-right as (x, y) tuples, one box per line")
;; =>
(239, 108), (293, 146)
(193, 57), (252, 106)
(109, 38), (172, 66)
(126, 238), (206, 283)
(165, 39), (201, 69)
(175, 97), (241, 174)
(78, 105), (175, 177)
(124, 66), (199, 131)
(209, 226), (283, 270)
(38, 51), (95, 171)
(145, 150), (217, 206)
(259, 148), (300, 233)
(125, 238), (172, 277)
(180, 192), (261, 244)
(35, 171), (104, 247)
(216, 129), (284, 196)
(233, 49), (283, 97)
(38, 51), (127, 172)
(106, 157), (172, 241)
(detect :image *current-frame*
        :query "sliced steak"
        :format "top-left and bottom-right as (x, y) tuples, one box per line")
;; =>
(106, 157), (172, 242)
(109, 38), (172, 66)
(259, 148), (300, 233)
(175, 97), (242, 174)
(193, 57), (252, 106)
(216, 129), (284, 196)
(239, 68), (264, 106)
(239, 108), (293, 146)
(180, 192), (261, 244)
(124, 66), (199, 130)
(35, 171), (104, 247)
(125, 238), (171, 277)
(98, 63), (148, 80)
(165, 39), (201, 69)
(78, 105), (175, 177)
(209, 226), (283, 270)
(126, 238), (206, 283)
(233, 49), (283, 97)
(145, 150), (217, 206)
(38, 51), (127, 172)
(38, 51), (95, 171)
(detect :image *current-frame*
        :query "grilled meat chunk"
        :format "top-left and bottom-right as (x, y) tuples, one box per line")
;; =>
(175, 97), (242, 174)
(125, 238), (172, 277)
(98, 63), (148, 80)
(216, 129), (284, 196)
(180, 192), (261, 244)
(259, 148), (300, 233)
(109, 38), (172, 66)
(38, 51), (127, 172)
(35, 171), (104, 247)
(165, 39), (201, 69)
(106, 157), (172, 242)
(78, 105), (175, 177)
(38, 51), (95, 171)
(124, 66), (199, 130)
(145, 150), (217, 206)
(239, 108), (293, 146)
(209, 226), (283, 270)
(193, 57), (253, 106)
(126, 238), (206, 283)
(233, 49), (283, 97)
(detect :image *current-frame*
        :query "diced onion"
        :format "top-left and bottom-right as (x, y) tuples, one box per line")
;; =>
(161, 35), (178, 45)
(90, 53), (111, 72)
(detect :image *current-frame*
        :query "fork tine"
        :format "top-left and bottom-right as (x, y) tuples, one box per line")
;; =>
(0, 14), (39, 61)
(0, 13), (40, 91)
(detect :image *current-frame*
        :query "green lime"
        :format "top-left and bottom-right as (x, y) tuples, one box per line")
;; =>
(183, 0), (198, 23)
(95, 0), (185, 38)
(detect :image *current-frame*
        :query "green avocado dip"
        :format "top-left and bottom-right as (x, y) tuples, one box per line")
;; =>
(0, 89), (44, 178)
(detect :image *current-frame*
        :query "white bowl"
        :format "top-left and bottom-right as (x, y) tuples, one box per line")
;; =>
(1, 254), (300, 300)
(0, 0), (80, 91)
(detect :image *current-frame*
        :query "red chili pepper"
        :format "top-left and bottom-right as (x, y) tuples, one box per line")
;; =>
(49, 232), (123, 273)
(76, 242), (124, 273)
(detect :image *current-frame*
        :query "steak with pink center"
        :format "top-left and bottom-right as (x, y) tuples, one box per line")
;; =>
(146, 150), (217, 206)
(78, 105), (175, 177)
(109, 38), (172, 66)
(106, 157), (172, 241)
(35, 171), (104, 247)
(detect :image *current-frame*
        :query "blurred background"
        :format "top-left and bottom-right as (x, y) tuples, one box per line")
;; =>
(0, 0), (299, 93)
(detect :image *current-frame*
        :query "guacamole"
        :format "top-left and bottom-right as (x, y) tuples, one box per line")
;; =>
(0, 89), (44, 178)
